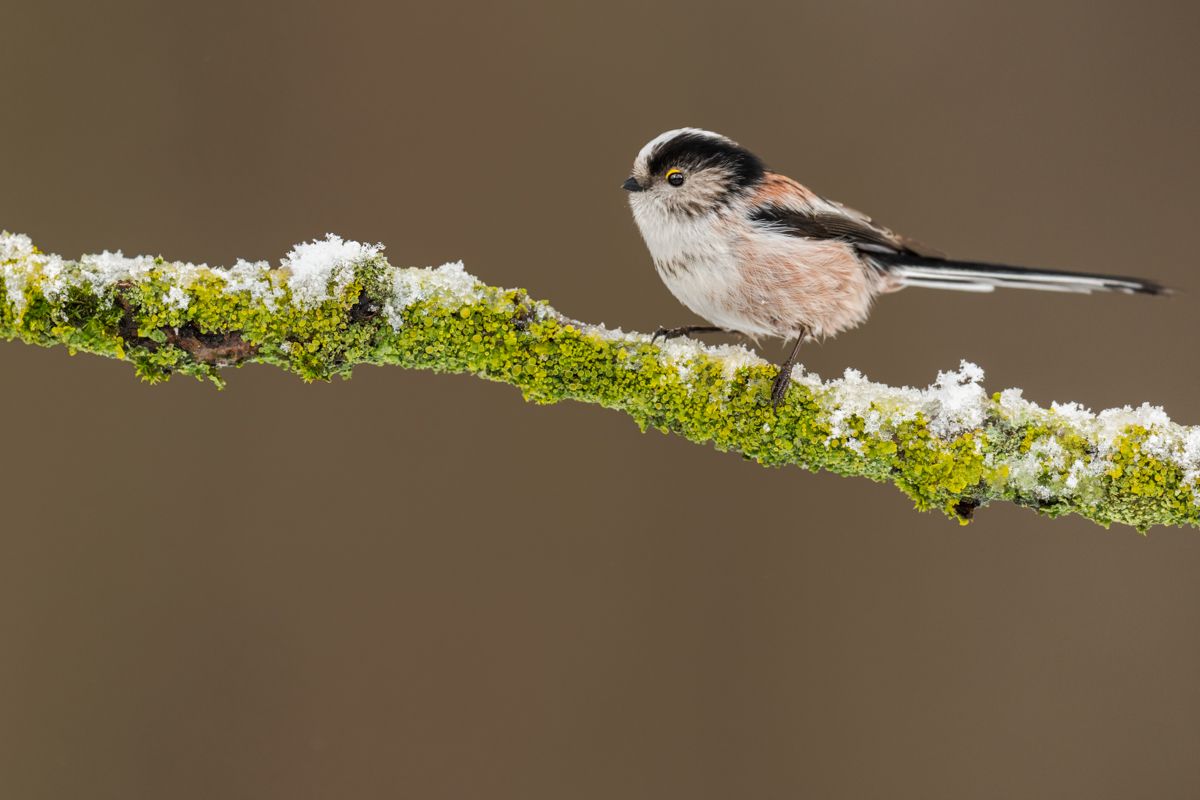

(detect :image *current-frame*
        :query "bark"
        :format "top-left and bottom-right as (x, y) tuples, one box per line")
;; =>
(2, 232), (1196, 531)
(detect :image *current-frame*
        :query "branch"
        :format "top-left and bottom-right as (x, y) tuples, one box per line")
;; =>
(2, 231), (1196, 531)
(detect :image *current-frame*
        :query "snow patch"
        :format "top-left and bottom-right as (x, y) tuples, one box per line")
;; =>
(165, 285), (189, 311)
(215, 258), (284, 308)
(2, 233), (59, 315)
(282, 234), (382, 307)
(384, 261), (484, 329)
(927, 361), (987, 438)
(651, 334), (765, 385)
(815, 360), (988, 448)
(78, 250), (158, 293)
(585, 323), (650, 344)
(999, 389), (1200, 503)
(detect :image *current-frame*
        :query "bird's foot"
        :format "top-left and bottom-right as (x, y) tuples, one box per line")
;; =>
(770, 366), (792, 407)
(651, 325), (724, 343)
(769, 330), (809, 407)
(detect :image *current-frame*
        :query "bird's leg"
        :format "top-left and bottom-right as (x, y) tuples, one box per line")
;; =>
(770, 330), (809, 406)
(651, 325), (725, 343)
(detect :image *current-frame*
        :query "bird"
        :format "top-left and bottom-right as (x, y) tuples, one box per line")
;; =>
(622, 128), (1168, 405)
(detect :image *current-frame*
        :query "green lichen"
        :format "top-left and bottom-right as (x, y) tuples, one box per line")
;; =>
(2, 233), (1197, 532)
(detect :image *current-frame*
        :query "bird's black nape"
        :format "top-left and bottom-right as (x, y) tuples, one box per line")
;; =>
(646, 131), (765, 190)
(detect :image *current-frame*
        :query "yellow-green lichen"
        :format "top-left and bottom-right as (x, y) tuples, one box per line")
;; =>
(2, 232), (1198, 532)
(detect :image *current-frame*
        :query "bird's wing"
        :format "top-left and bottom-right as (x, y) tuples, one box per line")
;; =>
(750, 204), (907, 255)
(746, 173), (1167, 295)
(748, 173), (941, 257)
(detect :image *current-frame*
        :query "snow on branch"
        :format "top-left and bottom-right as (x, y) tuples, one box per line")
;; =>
(2, 231), (1196, 531)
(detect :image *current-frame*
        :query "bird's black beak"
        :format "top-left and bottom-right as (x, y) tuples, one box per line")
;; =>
(622, 176), (644, 192)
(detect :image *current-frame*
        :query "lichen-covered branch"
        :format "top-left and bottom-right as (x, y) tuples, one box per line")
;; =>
(2, 231), (1197, 531)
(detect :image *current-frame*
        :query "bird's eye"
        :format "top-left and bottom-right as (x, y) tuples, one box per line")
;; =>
(666, 169), (685, 187)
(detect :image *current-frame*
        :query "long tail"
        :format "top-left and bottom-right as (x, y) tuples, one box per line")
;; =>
(874, 253), (1170, 296)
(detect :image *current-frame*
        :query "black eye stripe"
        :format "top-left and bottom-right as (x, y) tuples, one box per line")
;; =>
(646, 132), (764, 190)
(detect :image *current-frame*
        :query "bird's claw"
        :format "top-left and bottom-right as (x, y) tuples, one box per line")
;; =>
(770, 368), (792, 407)
(651, 325), (723, 343)
(652, 326), (689, 343)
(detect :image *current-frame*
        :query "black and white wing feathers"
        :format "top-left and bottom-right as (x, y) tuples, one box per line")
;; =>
(749, 194), (1167, 296)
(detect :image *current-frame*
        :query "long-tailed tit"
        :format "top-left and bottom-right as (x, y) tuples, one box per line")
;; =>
(623, 128), (1167, 404)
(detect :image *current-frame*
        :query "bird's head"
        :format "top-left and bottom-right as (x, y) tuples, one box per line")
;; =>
(623, 128), (765, 217)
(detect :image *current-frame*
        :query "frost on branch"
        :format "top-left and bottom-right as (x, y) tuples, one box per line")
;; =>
(2, 231), (1196, 531)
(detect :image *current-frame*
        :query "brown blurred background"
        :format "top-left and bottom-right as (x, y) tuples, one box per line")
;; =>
(2, 1), (1199, 797)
